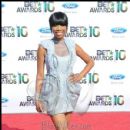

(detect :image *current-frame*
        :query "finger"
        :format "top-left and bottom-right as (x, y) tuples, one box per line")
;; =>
(68, 77), (73, 81)
(73, 76), (80, 83)
(68, 76), (74, 82)
(68, 75), (74, 80)
(70, 73), (74, 76)
(68, 74), (79, 83)
(36, 103), (43, 112)
(73, 78), (78, 83)
(73, 74), (78, 79)
(70, 78), (75, 83)
(40, 104), (44, 112)
(36, 107), (42, 112)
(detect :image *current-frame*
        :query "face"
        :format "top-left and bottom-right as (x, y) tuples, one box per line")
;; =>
(52, 25), (67, 40)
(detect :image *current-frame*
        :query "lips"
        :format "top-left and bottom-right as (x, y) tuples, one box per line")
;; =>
(56, 32), (63, 35)
(55, 32), (64, 37)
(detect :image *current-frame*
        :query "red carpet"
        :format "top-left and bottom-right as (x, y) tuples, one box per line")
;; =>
(2, 112), (130, 130)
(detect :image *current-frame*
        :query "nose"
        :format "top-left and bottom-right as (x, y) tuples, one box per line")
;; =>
(56, 25), (62, 30)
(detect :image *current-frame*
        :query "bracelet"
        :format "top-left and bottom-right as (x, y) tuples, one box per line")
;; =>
(35, 92), (42, 101)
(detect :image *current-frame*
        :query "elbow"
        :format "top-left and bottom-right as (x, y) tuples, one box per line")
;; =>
(89, 59), (95, 68)
(92, 59), (95, 67)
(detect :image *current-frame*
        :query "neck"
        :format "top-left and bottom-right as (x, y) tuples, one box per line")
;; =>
(53, 37), (64, 44)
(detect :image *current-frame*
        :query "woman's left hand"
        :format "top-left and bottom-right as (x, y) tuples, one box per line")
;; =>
(68, 73), (83, 83)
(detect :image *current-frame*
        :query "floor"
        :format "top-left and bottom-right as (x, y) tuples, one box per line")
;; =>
(2, 112), (130, 130)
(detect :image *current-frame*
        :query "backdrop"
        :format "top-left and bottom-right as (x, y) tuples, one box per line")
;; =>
(2, 1), (130, 113)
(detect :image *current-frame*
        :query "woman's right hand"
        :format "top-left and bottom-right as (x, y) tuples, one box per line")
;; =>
(35, 100), (44, 113)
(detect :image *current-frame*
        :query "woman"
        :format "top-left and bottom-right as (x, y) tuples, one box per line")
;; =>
(35, 11), (94, 130)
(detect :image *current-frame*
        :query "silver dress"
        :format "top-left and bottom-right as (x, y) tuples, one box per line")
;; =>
(39, 37), (81, 115)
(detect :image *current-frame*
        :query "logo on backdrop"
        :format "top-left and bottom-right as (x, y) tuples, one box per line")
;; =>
(18, 50), (37, 61)
(109, 74), (125, 85)
(2, 97), (9, 103)
(1, 52), (7, 57)
(110, 74), (125, 80)
(19, 96), (35, 106)
(1, 3), (5, 8)
(80, 72), (99, 85)
(39, 27), (51, 34)
(1, 52), (7, 61)
(111, 27), (127, 34)
(66, 26), (100, 38)
(90, 2), (128, 13)
(17, 2), (55, 13)
(2, 97), (9, 107)
(91, 50), (126, 61)
(62, 2), (79, 9)
(111, 27), (127, 38)
(62, 2), (79, 13)
(1, 73), (29, 84)
(38, 27), (53, 38)
(2, 26), (28, 37)
(89, 95), (124, 106)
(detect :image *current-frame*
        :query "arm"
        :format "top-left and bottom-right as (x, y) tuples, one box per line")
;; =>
(35, 45), (46, 112)
(35, 45), (46, 98)
(76, 44), (94, 78)
(69, 44), (94, 83)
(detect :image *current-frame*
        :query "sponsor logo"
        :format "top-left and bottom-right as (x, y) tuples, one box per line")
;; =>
(19, 96), (35, 106)
(110, 74), (125, 80)
(1, 52), (7, 57)
(39, 27), (51, 33)
(2, 26), (28, 37)
(111, 27), (127, 34)
(80, 72), (99, 84)
(2, 3), (5, 8)
(17, 2), (55, 13)
(2, 98), (8, 103)
(2, 73), (29, 84)
(66, 26), (100, 38)
(89, 95), (124, 106)
(90, 2), (128, 13)
(62, 3), (78, 9)
(91, 50), (126, 61)
(18, 50), (37, 61)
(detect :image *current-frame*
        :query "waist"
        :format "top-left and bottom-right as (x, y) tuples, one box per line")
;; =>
(47, 71), (72, 76)
(45, 72), (73, 80)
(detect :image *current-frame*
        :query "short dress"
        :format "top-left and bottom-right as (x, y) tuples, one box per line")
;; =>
(39, 37), (81, 115)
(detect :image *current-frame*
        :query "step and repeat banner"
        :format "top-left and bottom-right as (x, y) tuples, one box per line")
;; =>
(2, 1), (130, 113)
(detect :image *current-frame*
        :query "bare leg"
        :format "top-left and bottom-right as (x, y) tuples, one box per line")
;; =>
(65, 112), (72, 128)
(50, 113), (68, 130)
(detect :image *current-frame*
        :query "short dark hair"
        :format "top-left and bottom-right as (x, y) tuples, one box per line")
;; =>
(49, 11), (68, 30)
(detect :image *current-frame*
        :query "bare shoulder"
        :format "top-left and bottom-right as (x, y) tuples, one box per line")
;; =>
(75, 43), (91, 60)
(37, 45), (47, 56)
(75, 44), (85, 55)
(75, 43), (82, 50)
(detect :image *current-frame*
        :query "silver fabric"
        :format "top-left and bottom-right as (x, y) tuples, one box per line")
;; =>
(39, 38), (81, 115)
